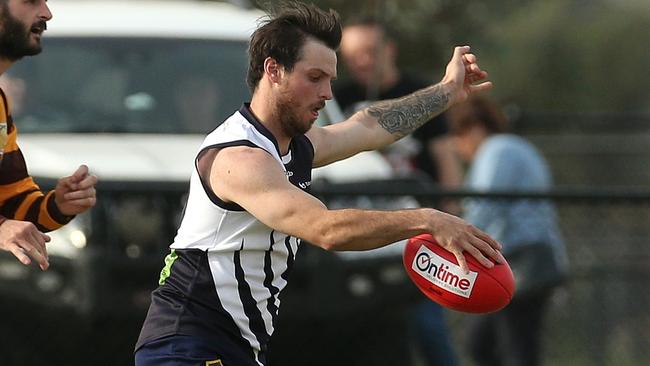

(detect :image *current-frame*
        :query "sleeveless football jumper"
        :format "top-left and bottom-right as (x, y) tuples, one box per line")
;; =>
(136, 104), (314, 365)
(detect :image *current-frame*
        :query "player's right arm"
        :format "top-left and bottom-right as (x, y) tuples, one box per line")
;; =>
(204, 146), (505, 273)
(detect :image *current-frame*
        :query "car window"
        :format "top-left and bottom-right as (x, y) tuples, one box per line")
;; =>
(6, 38), (251, 134)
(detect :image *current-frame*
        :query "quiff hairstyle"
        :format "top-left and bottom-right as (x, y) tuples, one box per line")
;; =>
(246, 1), (342, 92)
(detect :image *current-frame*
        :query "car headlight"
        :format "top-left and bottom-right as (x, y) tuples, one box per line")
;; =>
(110, 197), (165, 248)
(47, 214), (90, 260)
(103, 193), (183, 259)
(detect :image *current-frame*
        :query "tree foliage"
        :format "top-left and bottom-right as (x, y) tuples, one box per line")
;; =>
(307, 0), (650, 112)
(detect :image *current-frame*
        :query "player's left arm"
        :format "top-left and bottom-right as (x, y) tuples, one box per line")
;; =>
(308, 46), (491, 167)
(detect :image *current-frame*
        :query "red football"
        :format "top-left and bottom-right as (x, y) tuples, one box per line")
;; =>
(403, 234), (515, 313)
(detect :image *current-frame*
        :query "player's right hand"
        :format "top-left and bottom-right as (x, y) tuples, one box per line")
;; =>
(0, 219), (51, 270)
(55, 164), (98, 216)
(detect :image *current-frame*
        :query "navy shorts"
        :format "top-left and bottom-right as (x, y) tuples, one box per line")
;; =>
(135, 335), (258, 366)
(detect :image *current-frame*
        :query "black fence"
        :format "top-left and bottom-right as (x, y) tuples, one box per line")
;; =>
(0, 180), (648, 366)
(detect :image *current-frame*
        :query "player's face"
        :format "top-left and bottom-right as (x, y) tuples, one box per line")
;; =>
(0, 0), (52, 61)
(276, 38), (336, 136)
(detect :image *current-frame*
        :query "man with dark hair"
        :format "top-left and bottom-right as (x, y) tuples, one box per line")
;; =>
(135, 2), (501, 366)
(0, 0), (98, 270)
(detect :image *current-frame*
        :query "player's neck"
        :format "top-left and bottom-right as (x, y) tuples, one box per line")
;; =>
(249, 93), (292, 154)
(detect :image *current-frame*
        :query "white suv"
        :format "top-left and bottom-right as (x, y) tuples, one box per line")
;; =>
(0, 0), (411, 320)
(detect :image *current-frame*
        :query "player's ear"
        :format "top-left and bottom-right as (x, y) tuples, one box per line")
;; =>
(264, 57), (282, 83)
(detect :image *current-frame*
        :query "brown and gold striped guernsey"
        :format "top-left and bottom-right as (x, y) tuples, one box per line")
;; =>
(0, 88), (73, 231)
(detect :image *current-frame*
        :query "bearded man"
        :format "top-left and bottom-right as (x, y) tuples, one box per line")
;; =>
(0, 0), (98, 270)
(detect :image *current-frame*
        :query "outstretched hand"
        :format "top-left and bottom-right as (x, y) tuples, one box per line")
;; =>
(442, 46), (493, 104)
(0, 220), (51, 270)
(54, 164), (98, 216)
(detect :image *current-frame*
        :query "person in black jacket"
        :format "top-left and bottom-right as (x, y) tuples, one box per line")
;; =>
(335, 17), (463, 366)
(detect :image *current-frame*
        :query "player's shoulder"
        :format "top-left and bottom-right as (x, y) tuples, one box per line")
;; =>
(216, 144), (272, 165)
(211, 145), (283, 193)
(305, 122), (328, 145)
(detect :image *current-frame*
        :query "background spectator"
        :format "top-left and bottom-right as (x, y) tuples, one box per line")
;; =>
(336, 16), (462, 199)
(336, 17), (459, 366)
(448, 95), (569, 366)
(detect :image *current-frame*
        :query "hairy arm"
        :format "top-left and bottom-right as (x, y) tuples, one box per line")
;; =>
(208, 146), (504, 272)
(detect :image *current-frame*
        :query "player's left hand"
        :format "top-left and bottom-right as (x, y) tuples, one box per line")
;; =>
(428, 209), (506, 274)
(54, 164), (98, 216)
(442, 45), (493, 104)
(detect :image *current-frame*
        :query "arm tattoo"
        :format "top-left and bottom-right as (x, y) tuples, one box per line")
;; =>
(366, 83), (450, 138)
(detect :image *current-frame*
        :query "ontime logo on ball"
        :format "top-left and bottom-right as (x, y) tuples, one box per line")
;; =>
(412, 245), (478, 298)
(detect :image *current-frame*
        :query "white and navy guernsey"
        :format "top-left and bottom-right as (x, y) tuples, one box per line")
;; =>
(136, 104), (314, 366)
